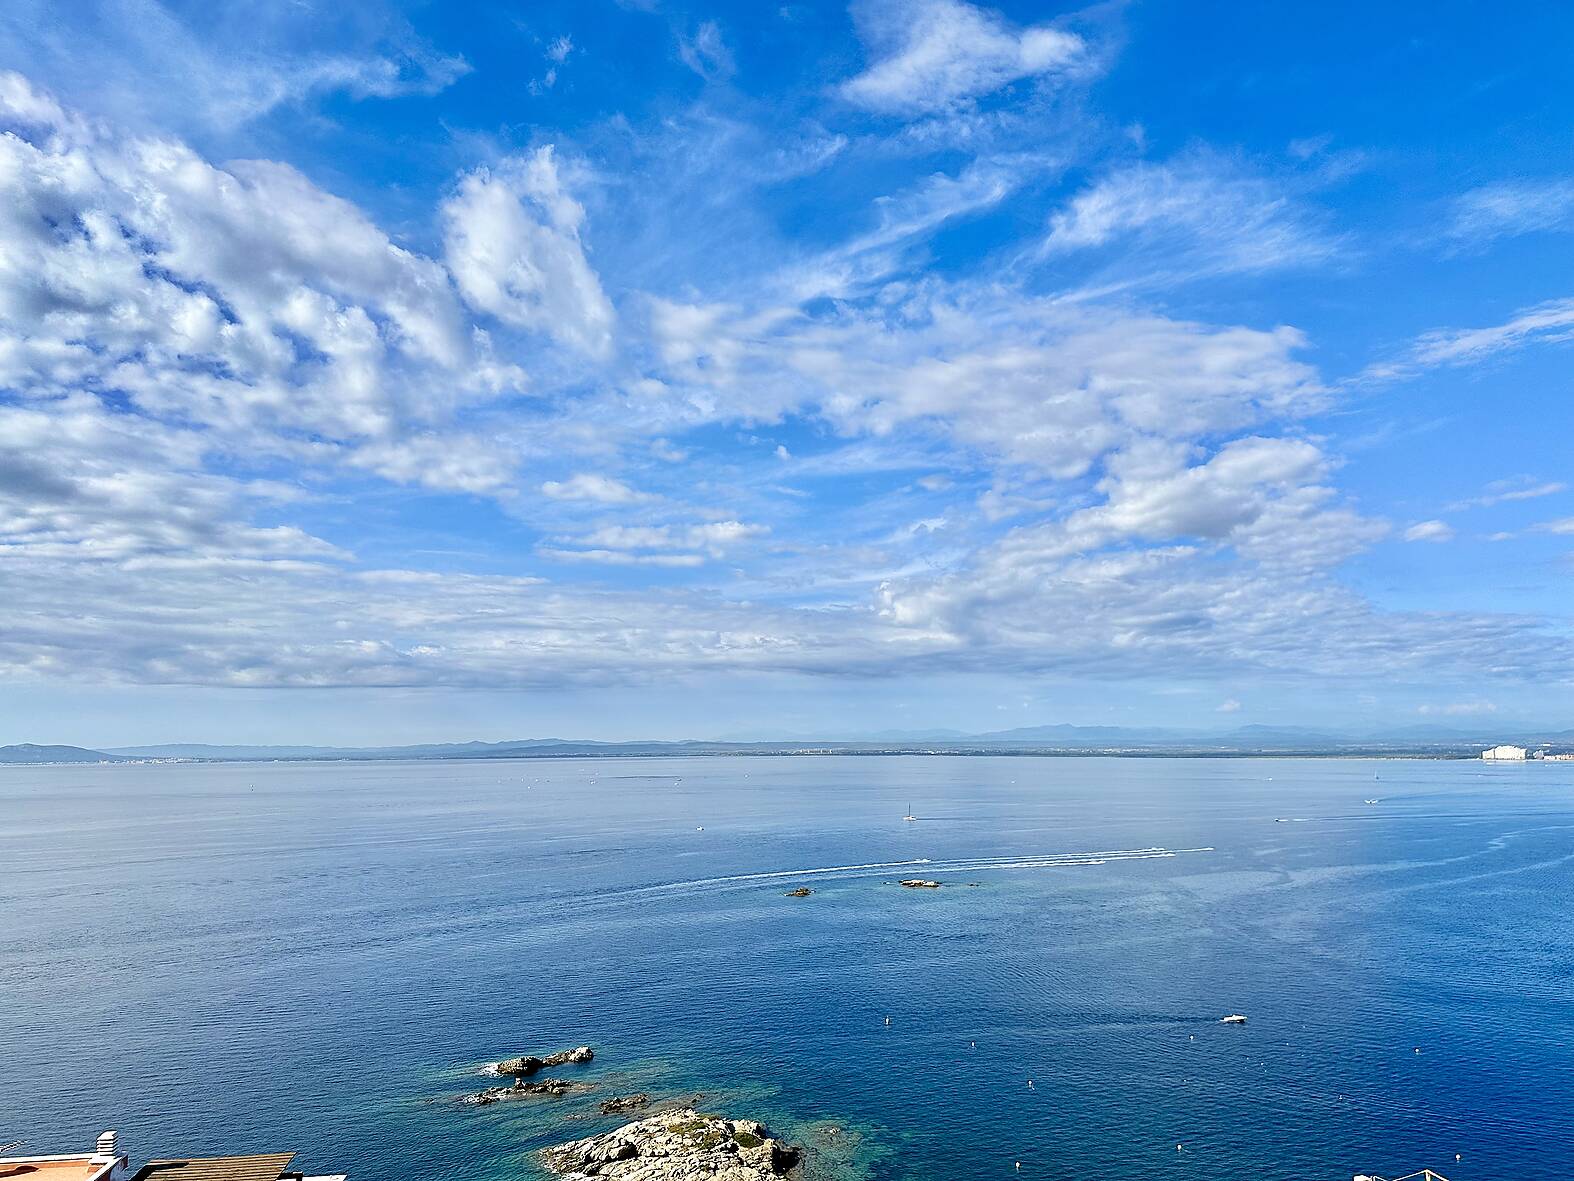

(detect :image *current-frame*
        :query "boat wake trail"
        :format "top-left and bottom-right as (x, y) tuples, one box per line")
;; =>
(624, 846), (1212, 900)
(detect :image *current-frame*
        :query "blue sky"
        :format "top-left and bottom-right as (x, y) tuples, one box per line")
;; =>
(1, 0), (1572, 744)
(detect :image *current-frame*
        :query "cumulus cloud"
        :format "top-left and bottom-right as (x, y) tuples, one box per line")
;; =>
(0, 72), (526, 486)
(0, 397), (343, 563)
(648, 287), (1326, 480)
(1, 65), (1568, 708)
(551, 519), (770, 564)
(841, 0), (1087, 115)
(442, 147), (616, 357)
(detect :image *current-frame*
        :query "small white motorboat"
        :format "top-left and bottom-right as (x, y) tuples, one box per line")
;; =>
(1220, 1014), (1248, 1024)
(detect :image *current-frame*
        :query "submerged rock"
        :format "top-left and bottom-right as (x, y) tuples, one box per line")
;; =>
(599, 1093), (651, 1115)
(898, 879), (941, 889)
(463, 1078), (593, 1105)
(494, 1046), (595, 1076)
(542, 1108), (800, 1180)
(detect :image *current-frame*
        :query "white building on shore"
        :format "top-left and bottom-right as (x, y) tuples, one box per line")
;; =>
(1481, 744), (1528, 761)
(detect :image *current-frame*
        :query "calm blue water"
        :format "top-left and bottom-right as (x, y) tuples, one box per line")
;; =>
(5, 756), (1574, 1181)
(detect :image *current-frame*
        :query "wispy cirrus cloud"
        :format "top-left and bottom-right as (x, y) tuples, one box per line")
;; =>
(840, 0), (1089, 116)
(1365, 297), (1574, 380)
(1404, 520), (1454, 543)
(540, 475), (655, 504)
(0, 0), (468, 131)
(1447, 477), (1567, 512)
(1041, 152), (1339, 287)
(1445, 179), (1574, 246)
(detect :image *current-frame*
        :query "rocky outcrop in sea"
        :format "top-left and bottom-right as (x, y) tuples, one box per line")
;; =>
(599, 1093), (652, 1114)
(541, 1108), (801, 1180)
(462, 1078), (594, 1105)
(492, 1046), (595, 1076)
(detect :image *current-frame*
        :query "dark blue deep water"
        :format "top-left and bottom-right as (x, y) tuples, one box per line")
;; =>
(6, 756), (1574, 1181)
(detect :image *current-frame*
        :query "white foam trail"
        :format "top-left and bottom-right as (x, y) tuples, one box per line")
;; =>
(626, 846), (1213, 898)
(678, 857), (935, 888)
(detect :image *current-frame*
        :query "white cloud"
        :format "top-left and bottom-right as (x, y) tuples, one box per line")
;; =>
(540, 474), (653, 504)
(1536, 517), (1574, 536)
(1446, 179), (1574, 245)
(1371, 298), (1574, 378)
(650, 288), (1325, 480)
(537, 548), (706, 568)
(567, 520), (769, 558)
(442, 147), (616, 357)
(1447, 477), (1566, 511)
(841, 0), (1087, 115)
(1404, 520), (1454, 543)
(0, 0), (468, 132)
(0, 73), (526, 491)
(678, 21), (735, 80)
(1042, 154), (1336, 282)
(1216, 698), (1242, 713)
(1, 67), (1570, 708)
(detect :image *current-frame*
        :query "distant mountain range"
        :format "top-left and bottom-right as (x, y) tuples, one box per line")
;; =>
(1, 722), (1570, 765)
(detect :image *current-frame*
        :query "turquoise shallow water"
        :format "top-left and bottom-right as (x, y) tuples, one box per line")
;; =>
(5, 755), (1574, 1181)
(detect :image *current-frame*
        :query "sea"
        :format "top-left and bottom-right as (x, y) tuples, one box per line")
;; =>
(5, 755), (1574, 1181)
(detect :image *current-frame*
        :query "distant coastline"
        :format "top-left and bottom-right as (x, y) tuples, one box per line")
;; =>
(6, 730), (1574, 766)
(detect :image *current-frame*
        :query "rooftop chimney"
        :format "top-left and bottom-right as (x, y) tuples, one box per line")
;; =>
(96, 1132), (119, 1160)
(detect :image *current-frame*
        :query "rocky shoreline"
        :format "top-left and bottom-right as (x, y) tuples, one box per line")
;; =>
(460, 1047), (805, 1180)
(542, 1109), (801, 1181)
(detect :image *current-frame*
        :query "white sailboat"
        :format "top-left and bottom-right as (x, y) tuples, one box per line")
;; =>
(903, 802), (918, 821)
